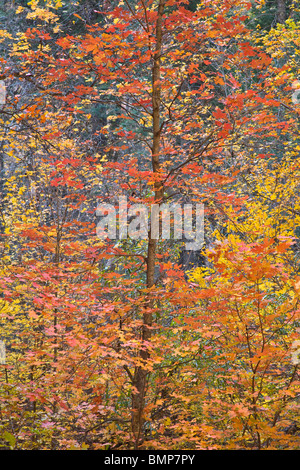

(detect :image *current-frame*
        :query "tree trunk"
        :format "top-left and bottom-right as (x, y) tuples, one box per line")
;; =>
(277, 0), (287, 23)
(131, 0), (166, 449)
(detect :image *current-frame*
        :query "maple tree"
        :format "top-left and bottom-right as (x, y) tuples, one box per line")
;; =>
(0, 0), (299, 450)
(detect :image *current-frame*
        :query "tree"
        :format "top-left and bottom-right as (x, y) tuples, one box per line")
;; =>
(0, 0), (299, 450)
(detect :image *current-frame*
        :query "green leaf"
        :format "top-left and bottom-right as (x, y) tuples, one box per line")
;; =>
(2, 431), (16, 449)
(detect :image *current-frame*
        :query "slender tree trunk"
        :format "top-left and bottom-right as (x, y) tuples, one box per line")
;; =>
(131, 0), (165, 449)
(277, 0), (287, 23)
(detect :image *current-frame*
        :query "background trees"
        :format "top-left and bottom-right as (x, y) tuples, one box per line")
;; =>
(0, 0), (299, 450)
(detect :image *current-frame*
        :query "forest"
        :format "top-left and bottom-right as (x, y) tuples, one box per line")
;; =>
(0, 0), (299, 451)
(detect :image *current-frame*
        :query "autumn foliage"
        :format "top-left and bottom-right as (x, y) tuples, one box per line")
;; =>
(0, 0), (299, 450)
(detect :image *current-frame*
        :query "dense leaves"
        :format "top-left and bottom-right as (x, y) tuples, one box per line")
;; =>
(0, 0), (299, 450)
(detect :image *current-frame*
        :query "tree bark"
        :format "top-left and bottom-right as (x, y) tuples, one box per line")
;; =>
(131, 0), (165, 449)
(277, 0), (287, 24)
